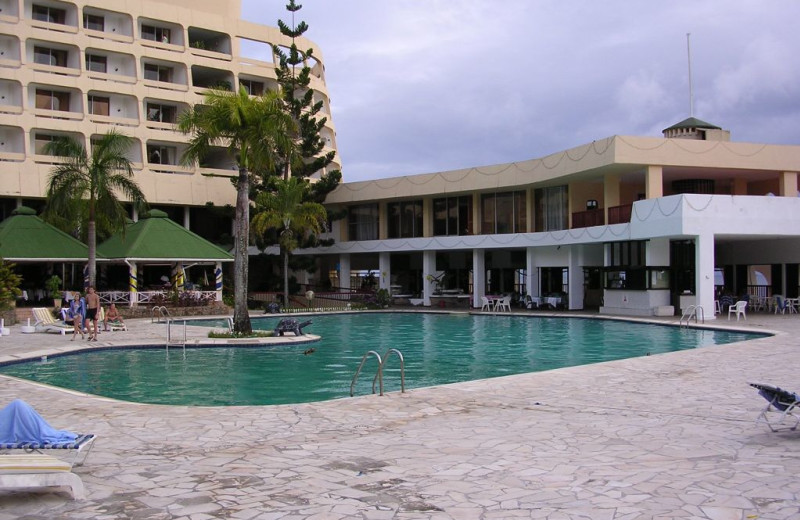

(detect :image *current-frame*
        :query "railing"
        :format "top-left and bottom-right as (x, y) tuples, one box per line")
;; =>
(98, 290), (217, 306)
(679, 305), (704, 326)
(571, 208), (605, 228)
(350, 349), (406, 397)
(152, 306), (170, 323)
(608, 204), (633, 225)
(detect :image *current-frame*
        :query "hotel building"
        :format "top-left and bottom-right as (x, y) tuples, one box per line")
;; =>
(0, 0), (339, 242)
(308, 118), (800, 319)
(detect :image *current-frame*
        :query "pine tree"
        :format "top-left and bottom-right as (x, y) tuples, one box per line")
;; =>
(272, 0), (341, 202)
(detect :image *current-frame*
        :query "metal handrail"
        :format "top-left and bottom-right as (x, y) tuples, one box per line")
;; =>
(350, 351), (382, 397)
(151, 305), (170, 323)
(165, 318), (186, 351)
(679, 304), (704, 326)
(373, 348), (405, 395)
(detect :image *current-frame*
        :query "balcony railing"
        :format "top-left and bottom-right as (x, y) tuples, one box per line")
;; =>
(608, 204), (632, 225)
(571, 208), (605, 229)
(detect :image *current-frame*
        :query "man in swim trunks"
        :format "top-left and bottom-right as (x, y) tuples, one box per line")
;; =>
(103, 303), (125, 331)
(85, 286), (100, 341)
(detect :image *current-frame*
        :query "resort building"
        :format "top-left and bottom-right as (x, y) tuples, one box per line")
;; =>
(0, 0), (338, 244)
(306, 118), (800, 319)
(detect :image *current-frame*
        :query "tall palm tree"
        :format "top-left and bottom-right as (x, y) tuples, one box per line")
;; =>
(179, 88), (294, 334)
(252, 177), (327, 309)
(44, 130), (147, 287)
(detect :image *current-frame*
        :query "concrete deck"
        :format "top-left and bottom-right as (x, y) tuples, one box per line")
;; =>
(0, 311), (798, 519)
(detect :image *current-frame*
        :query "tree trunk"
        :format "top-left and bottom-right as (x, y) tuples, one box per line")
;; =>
(88, 206), (97, 288)
(283, 249), (289, 311)
(232, 167), (252, 334)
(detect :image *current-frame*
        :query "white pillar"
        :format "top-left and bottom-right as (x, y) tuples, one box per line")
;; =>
(183, 206), (191, 229)
(214, 262), (223, 301)
(379, 252), (391, 292)
(472, 249), (486, 308)
(568, 246), (583, 310)
(422, 250), (435, 307)
(339, 254), (351, 290)
(695, 234), (716, 320)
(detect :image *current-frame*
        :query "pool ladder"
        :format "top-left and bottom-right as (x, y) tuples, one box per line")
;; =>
(679, 305), (705, 326)
(350, 349), (405, 397)
(165, 318), (186, 352)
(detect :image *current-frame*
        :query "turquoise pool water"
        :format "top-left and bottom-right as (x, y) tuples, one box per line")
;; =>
(0, 313), (763, 406)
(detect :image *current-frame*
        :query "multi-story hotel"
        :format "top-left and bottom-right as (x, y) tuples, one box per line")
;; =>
(308, 118), (800, 319)
(0, 0), (339, 241)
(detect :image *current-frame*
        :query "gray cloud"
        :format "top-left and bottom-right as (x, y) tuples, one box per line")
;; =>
(243, 1), (800, 182)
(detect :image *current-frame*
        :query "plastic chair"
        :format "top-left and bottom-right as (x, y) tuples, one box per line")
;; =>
(480, 296), (492, 311)
(494, 296), (511, 312)
(728, 300), (747, 321)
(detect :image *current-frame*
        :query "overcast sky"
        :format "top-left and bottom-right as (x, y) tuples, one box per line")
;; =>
(241, 1), (800, 183)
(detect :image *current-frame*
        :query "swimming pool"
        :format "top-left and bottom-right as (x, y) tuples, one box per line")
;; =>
(0, 313), (763, 406)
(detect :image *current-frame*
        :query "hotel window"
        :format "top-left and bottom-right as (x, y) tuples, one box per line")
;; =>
(141, 24), (170, 43)
(240, 79), (264, 96)
(147, 144), (175, 165)
(347, 204), (379, 241)
(83, 13), (104, 31)
(33, 46), (68, 67)
(85, 54), (107, 73)
(146, 103), (176, 123)
(143, 63), (172, 83)
(433, 195), (473, 236)
(387, 200), (423, 239)
(87, 95), (109, 116)
(534, 185), (568, 232)
(32, 5), (66, 24)
(35, 89), (70, 111)
(481, 191), (526, 234)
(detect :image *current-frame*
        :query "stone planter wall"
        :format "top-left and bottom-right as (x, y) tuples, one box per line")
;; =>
(120, 303), (231, 319)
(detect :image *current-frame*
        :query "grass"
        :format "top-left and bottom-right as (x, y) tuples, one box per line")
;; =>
(208, 330), (274, 339)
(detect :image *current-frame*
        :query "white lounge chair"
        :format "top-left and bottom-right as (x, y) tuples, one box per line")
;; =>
(0, 453), (85, 499)
(31, 308), (72, 335)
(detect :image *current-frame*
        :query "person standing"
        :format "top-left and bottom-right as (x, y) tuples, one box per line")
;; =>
(69, 291), (85, 341)
(85, 286), (100, 341)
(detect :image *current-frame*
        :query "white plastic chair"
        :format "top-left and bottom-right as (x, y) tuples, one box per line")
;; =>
(480, 296), (492, 311)
(494, 296), (511, 312)
(728, 300), (747, 321)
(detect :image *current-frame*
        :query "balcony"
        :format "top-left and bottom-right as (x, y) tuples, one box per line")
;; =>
(0, 35), (21, 69)
(87, 92), (139, 127)
(0, 125), (24, 161)
(607, 204), (633, 225)
(141, 59), (188, 92)
(30, 85), (83, 120)
(28, 1), (78, 34)
(571, 208), (605, 229)
(85, 50), (137, 84)
(188, 27), (232, 61)
(191, 65), (234, 93)
(28, 41), (81, 76)
(82, 7), (134, 43)
(139, 19), (184, 52)
(0, 0), (20, 22)
(0, 80), (22, 114)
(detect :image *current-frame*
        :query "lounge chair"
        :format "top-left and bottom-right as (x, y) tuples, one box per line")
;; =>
(31, 307), (72, 335)
(0, 399), (96, 467)
(0, 453), (85, 499)
(99, 306), (127, 332)
(749, 383), (800, 432)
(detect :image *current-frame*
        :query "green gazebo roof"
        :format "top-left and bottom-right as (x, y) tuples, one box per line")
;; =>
(97, 209), (232, 262)
(0, 206), (93, 262)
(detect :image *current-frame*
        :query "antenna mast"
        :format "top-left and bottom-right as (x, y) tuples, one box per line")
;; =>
(686, 33), (694, 117)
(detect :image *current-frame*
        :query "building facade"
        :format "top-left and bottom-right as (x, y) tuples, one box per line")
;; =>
(306, 119), (800, 319)
(0, 0), (339, 238)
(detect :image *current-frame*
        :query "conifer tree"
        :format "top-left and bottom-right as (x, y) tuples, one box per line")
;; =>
(272, 0), (341, 203)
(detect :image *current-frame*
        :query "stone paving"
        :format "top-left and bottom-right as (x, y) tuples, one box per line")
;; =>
(0, 310), (798, 519)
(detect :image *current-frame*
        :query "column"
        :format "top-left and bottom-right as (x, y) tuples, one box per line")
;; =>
(338, 254), (351, 290)
(526, 247), (537, 296)
(472, 249), (486, 308)
(379, 252), (391, 292)
(645, 165), (663, 199)
(568, 247), (583, 311)
(128, 261), (137, 307)
(378, 202), (388, 240)
(214, 262), (223, 301)
(422, 198), (433, 237)
(183, 206), (191, 229)
(779, 171), (798, 197)
(695, 234), (716, 320)
(422, 250), (435, 307)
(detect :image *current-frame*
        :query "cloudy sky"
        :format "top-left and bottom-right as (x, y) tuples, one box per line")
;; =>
(241, 1), (800, 183)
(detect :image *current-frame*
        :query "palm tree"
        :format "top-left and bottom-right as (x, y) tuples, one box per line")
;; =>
(178, 88), (293, 334)
(44, 130), (147, 287)
(252, 177), (327, 309)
